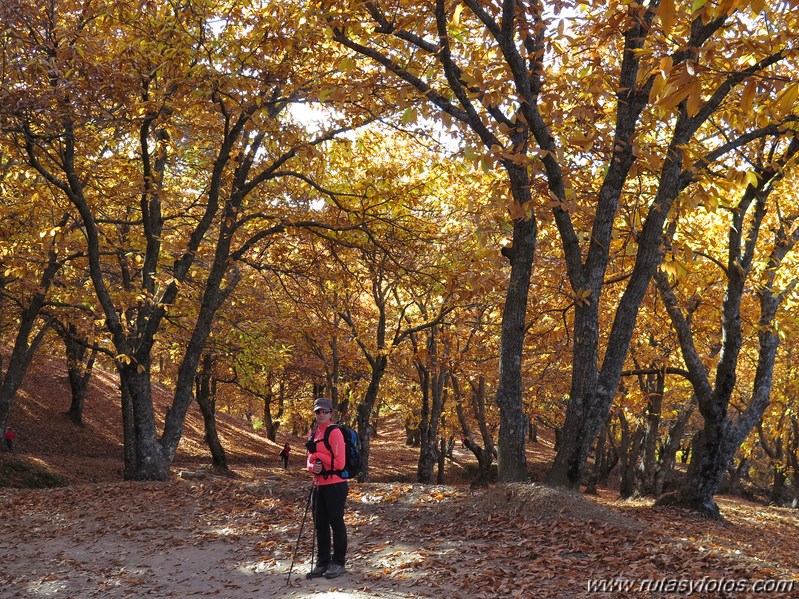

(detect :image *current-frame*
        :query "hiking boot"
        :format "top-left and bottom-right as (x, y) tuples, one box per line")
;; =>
(324, 563), (346, 579)
(305, 564), (327, 579)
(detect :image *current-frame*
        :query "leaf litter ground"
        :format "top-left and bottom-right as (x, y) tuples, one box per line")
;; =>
(2, 354), (799, 598)
(2, 473), (798, 598)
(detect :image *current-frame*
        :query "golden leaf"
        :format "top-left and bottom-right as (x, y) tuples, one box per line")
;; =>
(657, 0), (676, 36)
(650, 73), (667, 102)
(779, 83), (798, 116)
(686, 79), (703, 117)
(740, 79), (756, 113)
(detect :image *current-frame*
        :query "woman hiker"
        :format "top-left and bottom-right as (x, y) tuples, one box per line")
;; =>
(305, 397), (348, 579)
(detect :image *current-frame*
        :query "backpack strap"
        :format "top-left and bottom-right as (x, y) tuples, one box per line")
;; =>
(320, 424), (344, 477)
(321, 423), (338, 453)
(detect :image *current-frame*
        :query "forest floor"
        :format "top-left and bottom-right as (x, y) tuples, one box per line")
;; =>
(1, 354), (799, 598)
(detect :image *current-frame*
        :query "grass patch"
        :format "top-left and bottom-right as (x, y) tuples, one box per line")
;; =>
(0, 453), (65, 488)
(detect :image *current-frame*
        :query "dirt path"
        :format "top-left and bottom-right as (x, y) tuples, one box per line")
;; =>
(0, 476), (474, 599)
(0, 474), (632, 599)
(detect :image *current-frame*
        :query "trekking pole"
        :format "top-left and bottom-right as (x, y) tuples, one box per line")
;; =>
(286, 481), (315, 586)
(308, 460), (322, 574)
(310, 488), (317, 573)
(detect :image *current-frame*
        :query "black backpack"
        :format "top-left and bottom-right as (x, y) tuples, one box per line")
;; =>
(309, 423), (362, 480)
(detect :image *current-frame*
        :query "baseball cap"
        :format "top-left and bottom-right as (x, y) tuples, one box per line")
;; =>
(313, 397), (333, 412)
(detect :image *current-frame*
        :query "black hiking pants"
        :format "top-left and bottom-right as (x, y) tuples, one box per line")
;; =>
(312, 481), (348, 567)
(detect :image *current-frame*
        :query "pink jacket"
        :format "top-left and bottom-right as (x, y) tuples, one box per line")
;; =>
(307, 423), (346, 486)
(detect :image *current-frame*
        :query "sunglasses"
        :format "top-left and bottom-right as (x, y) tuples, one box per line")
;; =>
(314, 409), (332, 415)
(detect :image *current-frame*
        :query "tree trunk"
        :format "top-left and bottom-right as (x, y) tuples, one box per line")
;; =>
(617, 411), (646, 500)
(195, 354), (227, 470)
(656, 257), (788, 516)
(584, 419), (608, 495)
(769, 466), (787, 505)
(404, 417), (420, 446)
(668, 409), (734, 518)
(546, 14), (749, 489)
(120, 382), (136, 479)
(0, 220), (64, 431)
(119, 363), (169, 481)
(548, 225), (670, 489)
(160, 249), (240, 465)
(417, 370), (437, 483)
(436, 437), (446, 485)
(56, 322), (97, 426)
(263, 390), (276, 441)
(494, 201), (535, 482)
(355, 356), (387, 481)
(263, 382), (285, 442)
(66, 351), (95, 427)
(258, 378), (285, 443)
(0, 318), (51, 431)
(653, 395), (695, 496)
(415, 328), (448, 484)
(453, 374), (495, 485)
(789, 416), (799, 508)
(640, 370), (664, 494)
(721, 456), (750, 496)
(759, 420), (786, 505)
(654, 139), (799, 516)
(528, 418), (537, 443)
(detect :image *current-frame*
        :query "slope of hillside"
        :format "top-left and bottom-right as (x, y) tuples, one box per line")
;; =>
(0, 353), (459, 486)
(2, 353), (280, 485)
